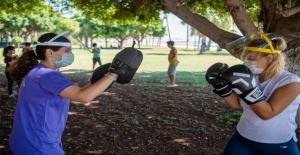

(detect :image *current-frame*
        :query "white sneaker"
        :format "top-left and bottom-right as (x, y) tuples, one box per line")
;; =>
(9, 94), (16, 99)
(167, 84), (178, 87)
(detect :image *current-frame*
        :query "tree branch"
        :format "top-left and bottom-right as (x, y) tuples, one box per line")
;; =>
(259, 0), (283, 32)
(282, 6), (300, 17)
(160, 0), (245, 58)
(223, 0), (258, 35)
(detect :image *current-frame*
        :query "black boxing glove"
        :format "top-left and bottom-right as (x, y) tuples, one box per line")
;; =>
(205, 63), (232, 97)
(221, 64), (266, 105)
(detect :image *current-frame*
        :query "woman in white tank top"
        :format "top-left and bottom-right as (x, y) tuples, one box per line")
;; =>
(219, 34), (300, 155)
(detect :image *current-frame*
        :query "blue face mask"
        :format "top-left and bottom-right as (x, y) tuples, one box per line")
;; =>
(54, 54), (74, 68)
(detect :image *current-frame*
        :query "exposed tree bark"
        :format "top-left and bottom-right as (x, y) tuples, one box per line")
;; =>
(259, 0), (285, 33)
(223, 0), (258, 35)
(282, 6), (300, 17)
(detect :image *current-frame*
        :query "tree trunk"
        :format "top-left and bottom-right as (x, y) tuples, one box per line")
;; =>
(199, 36), (207, 54)
(194, 35), (197, 51)
(152, 36), (155, 46)
(158, 38), (162, 47)
(90, 38), (93, 47)
(197, 35), (201, 50)
(119, 39), (124, 48)
(105, 36), (108, 48)
(186, 25), (189, 49)
(207, 39), (212, 50)
(84, 36), (88, 48)
(137, 40), (141, 48)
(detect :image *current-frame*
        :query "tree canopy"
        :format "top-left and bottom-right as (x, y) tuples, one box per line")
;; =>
(1, 0), (299, 58)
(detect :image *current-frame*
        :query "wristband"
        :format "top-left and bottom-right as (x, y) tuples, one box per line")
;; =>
(105, 73), (118, 81)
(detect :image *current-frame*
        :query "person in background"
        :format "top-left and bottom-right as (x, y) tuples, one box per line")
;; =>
(206, 35), (300, 155)
(3, 46), (21, 99)
(92, 43), (102, 70)
(22, 42), (34, 54)
(167, 41), (179, 87)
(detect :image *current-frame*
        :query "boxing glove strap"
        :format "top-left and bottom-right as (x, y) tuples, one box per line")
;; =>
(240, 87), (266, 105)
(213, 84), (233, 97)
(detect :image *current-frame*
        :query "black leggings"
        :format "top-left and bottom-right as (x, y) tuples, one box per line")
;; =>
(5, 72), (21, 95)
(223, 131), (300, 155)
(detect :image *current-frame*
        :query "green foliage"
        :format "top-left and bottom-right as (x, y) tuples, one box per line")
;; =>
(105, 24), (135, 45)
(0, 0), (47, 14)
(1, 0), (299, 29)
(0, 10), (66, 38)
(11, 36), (24, 45)
(131, 22), (166, 45)
(0, 14), (28, 36)
(73, 15), (103, 38)
(69, 0), (163, 24)
(51, 17), (80, 34)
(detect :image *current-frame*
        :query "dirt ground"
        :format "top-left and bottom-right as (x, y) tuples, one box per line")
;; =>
(1, 69), (299, 155)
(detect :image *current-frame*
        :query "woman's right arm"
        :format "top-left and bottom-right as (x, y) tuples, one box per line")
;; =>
(223, 93), (241, 109)
(59, 73), (117, 103)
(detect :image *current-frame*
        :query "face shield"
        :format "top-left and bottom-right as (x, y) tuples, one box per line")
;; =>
(36, 31), (91, 51)
(37, 31), (93, 70)
(226, 32), (281, 54)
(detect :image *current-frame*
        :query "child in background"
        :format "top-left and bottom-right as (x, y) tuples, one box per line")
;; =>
(22, 42), (34, 54)
(3, 46), (21, 99)
(92, 43), (102, 70)
(166, 41), (179, 87)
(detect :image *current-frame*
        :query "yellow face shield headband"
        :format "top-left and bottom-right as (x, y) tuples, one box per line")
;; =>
(245, 32), (281, 54)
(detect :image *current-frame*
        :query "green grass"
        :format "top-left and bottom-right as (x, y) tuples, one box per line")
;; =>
(0, 46), (242, 86)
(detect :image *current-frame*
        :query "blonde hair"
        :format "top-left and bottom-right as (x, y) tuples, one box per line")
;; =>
(241, 37), (286, 79)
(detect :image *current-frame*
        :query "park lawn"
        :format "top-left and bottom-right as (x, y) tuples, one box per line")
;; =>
(1, 46), (241, 85)
(66, 47), (242, 86)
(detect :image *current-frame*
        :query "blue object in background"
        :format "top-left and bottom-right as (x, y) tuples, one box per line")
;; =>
(0, 42), (8, 47)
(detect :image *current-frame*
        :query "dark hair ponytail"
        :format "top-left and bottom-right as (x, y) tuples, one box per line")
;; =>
(2, 46), (15, 56)
(9, 32), (70, 81)
(9, 50), (38, 82)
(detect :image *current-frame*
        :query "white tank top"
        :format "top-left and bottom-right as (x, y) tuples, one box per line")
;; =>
(237, 70), (300, 143)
